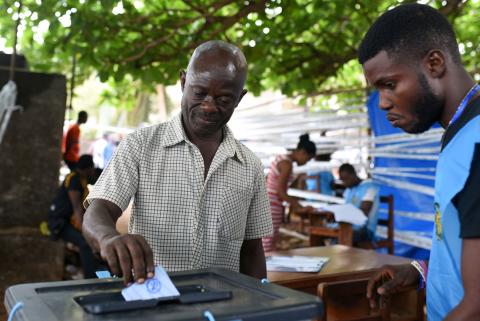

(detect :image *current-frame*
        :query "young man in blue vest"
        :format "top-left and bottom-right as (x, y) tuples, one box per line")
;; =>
(359, 4), (480, 320)
(339, 163), (380, 243)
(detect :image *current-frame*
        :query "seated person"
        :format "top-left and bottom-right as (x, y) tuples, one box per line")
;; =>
(304, 153), (335, 196)
(47, 155), (101, 278)
(337, 163), (379, 242)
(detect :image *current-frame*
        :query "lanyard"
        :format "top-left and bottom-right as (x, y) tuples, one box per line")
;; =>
(448, 84), (480, 127)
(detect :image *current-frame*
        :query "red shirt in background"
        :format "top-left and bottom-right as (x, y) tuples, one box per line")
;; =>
(63, 123), (80, 162)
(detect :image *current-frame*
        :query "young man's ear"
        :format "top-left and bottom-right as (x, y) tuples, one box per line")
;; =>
(423, 50), (447, 79)
(180, 70), (186, 92)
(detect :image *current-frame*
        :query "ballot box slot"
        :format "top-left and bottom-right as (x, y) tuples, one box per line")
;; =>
(73, 284), (233, 314)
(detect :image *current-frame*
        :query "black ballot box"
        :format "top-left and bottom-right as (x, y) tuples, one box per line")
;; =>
(5, 268), (323, 321)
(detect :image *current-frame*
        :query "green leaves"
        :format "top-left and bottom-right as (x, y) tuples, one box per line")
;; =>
(0, 0), (478, 110)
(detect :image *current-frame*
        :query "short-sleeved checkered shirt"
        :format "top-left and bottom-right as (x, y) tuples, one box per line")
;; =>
(85, 113), (272, 272)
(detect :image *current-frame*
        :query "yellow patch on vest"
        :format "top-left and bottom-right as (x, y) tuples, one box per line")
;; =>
(434, 202), (443, 240)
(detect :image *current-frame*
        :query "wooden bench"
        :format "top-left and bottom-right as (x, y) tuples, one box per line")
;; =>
(318, 278), (424, 321)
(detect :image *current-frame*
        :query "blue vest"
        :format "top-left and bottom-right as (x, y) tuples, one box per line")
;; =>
(428, 115), (480, 320)
(343, 180), (379, 233)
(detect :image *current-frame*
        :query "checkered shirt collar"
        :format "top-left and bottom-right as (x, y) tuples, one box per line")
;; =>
(161, 113), (245, 164)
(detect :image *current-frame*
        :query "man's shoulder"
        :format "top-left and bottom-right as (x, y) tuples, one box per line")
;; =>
(134, 121), (169, 135)
(64, 171), (82, 189)
(63, 172), (77, 186)
(442, 97), (480, 150)
(67, 123), (80, 134)
(320, 171), (334, 178)
(361, 179), (378, 188)
(126, 121), (171, 145)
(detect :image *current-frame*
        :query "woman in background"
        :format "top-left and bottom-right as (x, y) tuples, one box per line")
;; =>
(263, 134), (316, 252)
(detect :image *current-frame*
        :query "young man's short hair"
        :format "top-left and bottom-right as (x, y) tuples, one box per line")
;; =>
(78, 111), (88, 119)
(358, 3), (461, 65)
(77, 154), (94, 169)
(339, 163), (356, 175)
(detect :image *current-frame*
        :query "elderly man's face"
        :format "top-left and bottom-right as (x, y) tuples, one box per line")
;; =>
(180, 53), (246, 138)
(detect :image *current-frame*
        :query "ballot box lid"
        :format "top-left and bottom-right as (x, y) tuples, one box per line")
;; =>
(5, 268), (322, 321)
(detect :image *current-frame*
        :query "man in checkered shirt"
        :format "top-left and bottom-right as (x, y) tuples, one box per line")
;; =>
(82, 40), (273, 284)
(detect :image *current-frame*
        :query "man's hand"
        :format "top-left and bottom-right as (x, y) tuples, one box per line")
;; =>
(366, 264), (420, 309)
(83, 199), (154, 285)
(99, 233), (155, 285)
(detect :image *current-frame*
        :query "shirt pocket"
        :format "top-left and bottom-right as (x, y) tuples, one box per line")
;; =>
(219, 186), (252, 240)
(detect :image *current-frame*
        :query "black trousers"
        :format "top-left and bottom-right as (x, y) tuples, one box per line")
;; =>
(59, 223), (97, 279)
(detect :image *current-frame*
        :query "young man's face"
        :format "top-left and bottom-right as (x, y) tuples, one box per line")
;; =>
(339, 170), (356, 188)
(79, 115), (87, 124)
(363, 51), (444, 134)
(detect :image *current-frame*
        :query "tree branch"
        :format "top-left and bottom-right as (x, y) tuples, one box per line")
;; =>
(439, 0), (466, 16)
(123, 0), (267, 65)
(182, 0), (206, 14)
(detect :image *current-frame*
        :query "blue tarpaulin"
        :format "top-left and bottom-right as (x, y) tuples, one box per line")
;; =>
(367, 91), (440, 259)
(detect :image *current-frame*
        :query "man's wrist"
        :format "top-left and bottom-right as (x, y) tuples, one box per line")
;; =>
(99, 230), (120, 242)
(410, 260), (427, 289)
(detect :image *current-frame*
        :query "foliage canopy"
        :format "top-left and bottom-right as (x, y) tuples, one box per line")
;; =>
(0, 0), (478, 107)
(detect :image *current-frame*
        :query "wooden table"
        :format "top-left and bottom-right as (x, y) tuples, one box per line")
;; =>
(267, 245), (410, 294)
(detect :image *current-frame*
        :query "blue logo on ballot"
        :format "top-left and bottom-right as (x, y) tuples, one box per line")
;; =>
(146, 279), (162, 293)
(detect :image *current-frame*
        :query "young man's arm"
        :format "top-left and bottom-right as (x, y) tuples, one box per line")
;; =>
(444, 239), (480, 320)
(359, 201), (373, 217)
(359, 185), (377, 217)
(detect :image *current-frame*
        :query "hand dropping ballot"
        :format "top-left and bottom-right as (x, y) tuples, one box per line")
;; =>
(122, 266), (180, 301)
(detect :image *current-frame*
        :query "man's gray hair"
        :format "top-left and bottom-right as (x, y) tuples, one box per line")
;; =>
(187, 40), (247, 73)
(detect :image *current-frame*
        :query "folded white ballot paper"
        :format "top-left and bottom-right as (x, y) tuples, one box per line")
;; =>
(266, 255), (329, 272)
(121, 266), (180, 301)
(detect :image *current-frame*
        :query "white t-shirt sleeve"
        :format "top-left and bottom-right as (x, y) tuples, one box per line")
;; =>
(362, 187), (377, 202)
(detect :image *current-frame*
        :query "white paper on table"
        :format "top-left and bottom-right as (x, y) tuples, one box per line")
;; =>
(299, 201), (367, 226)
(288, 188), (345, 204)
(299, 200), (330, 210)
(322, 203), (368, 226)
(121, 266), (180, 301)
(266, 255), (329, 272)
